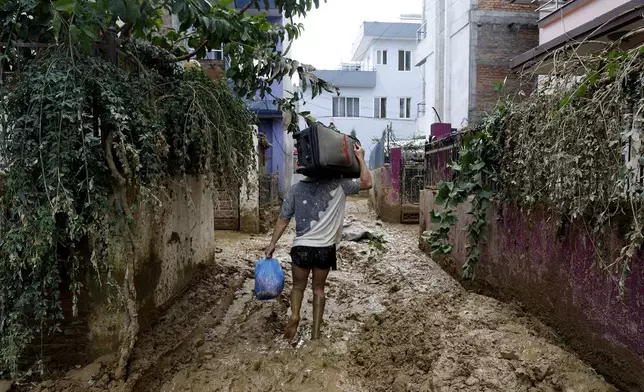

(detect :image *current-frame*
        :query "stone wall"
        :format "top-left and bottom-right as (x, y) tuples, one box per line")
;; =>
(419, 189), (644, 391)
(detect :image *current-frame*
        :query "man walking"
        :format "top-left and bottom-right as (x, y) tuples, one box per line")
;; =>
(264, 143), (372, 340)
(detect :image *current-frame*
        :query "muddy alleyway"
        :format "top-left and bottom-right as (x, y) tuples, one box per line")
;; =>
(39, 199), (616, 392)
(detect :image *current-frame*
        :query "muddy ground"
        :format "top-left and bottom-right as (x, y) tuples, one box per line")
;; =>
(26, 199), (616, 392)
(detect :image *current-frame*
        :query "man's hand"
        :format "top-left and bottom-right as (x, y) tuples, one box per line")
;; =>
(264, 243), (276, 259)
(354, 143), (365, 161)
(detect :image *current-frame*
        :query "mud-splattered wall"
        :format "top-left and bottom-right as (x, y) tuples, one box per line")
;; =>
(419, 190), (644, 391)
(369, 166), (400, 223)
(88, 175), (217, 357)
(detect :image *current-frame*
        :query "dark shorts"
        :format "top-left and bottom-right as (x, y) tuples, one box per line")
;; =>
(290, 245), (337, 271)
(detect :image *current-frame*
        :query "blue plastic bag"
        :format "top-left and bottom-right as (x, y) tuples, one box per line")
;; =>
(254, 258), (285, 301)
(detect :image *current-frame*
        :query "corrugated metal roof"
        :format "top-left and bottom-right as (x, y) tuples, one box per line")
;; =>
(313, 70), (376, 88)
(362, 22), (421, 39)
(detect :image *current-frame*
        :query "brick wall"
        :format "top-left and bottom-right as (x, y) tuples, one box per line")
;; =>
(472, 20), (539, 123)
(477, 0), (536, 12)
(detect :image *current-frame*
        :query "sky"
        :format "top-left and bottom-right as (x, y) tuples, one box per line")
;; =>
(291, 0), (422, 70)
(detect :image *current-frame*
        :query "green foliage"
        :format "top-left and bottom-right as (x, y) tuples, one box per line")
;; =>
(0, 44), (254, 373)
(421, 125), (499, 279)
(0, 0), (337, 131)
(0, 0), (335, 374)
(423, 44), (644, 292)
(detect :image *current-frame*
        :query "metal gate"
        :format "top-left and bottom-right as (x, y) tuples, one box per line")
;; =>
(401, 163), (424, 223)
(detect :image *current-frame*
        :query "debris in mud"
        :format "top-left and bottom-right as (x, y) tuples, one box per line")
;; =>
(349, 294), (618, 392)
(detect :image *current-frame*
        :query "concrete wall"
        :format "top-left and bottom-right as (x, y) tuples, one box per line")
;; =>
(89, 175), (217, 356)
(416, 0), (538, 129)
(419, 189), (644, 391)
(240, 130), (260, 233)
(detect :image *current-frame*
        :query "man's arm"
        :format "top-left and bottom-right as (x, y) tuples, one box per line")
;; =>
(354, 144), (372, 190)
(265, 218), (290, 258)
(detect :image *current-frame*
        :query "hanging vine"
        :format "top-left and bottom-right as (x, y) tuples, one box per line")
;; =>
(0, 43), (255, 375)
(423, 42), (644, 292)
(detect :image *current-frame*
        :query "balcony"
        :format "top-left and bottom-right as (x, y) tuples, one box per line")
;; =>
(339, 62), (375, 72)
(313, 69), (377, 88)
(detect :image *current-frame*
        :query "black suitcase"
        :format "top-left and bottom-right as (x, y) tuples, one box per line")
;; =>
(293, 122), (361, 179)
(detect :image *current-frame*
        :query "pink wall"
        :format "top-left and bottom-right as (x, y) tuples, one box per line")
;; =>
(420, 189), (644, 391)
(539, 0), (630, 45)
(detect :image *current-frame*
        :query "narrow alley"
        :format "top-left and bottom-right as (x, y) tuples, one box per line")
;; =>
(39, 199), (616, 392)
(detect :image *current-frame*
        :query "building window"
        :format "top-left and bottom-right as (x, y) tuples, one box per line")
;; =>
(399, 97), (412, 119)
(398, 50), (411, 71)
(333, 97), (360, 117)
(376, 50), (388, 65)
(374, 97), (387, 118)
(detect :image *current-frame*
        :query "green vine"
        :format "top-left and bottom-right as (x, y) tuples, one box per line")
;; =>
(422, 122), (500, 280)
(0, 44), (254, 375)
(423, 43), (644, 293)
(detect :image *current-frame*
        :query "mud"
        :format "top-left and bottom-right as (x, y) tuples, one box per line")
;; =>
(28, 198), (616, 391)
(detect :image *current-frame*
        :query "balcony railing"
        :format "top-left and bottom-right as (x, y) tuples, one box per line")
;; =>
(532, 0), (572, 13)
(417, 22), (427, 43)
(337, 62), (375, 71)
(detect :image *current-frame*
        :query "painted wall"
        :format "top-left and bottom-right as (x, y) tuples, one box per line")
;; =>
(539, 0), (630, 45)
(419, 189), (644, 391)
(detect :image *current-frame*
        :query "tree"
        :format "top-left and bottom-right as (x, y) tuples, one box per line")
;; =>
(0, 0), (335, 380)
(350, 128), (357, 139)
(0, 0), (336, 131)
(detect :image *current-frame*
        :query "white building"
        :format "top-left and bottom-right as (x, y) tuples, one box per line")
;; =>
(298, 20), (423, 164)
(414, 0), (538, 137)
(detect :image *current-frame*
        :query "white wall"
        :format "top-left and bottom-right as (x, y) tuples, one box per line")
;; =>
(449, 24), (470, 128)
(416, 0), (472, 132)
(367, 38), (422, 121)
